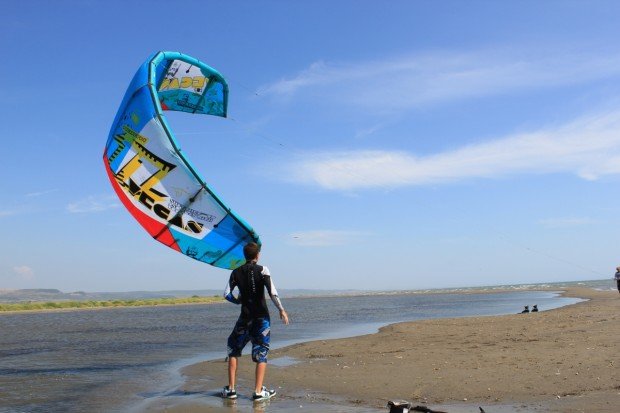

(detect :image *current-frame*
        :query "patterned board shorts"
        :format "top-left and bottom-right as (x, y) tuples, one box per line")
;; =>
(227, 317), (271, 363)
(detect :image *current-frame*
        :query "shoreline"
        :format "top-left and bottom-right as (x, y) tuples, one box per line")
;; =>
(0, 297), (226, 315)
(137, 286), (619, 412)
(1, 280), (602, 315)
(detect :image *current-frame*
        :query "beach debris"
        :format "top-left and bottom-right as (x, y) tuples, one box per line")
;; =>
(412, 405), (448, 413)
(387, 401), (447, 413)
(387, 400), (411, 413)
(479, 408), (487, 413)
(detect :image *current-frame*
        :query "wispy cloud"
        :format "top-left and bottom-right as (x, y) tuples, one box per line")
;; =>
(67, 195), (120, 213)
(13, 265), (34, 280)
(354, 121), (392, 139)
(538, 217), (597, 228)
(261, 49), (620, 111)
(0, 190), (60, 218)
(279, 109), (620, 190)
(288, 230), (365, 247)
(26, 188), (59, 197)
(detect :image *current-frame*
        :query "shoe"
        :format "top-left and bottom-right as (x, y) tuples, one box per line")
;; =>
(252, 386), (276, 401)
(221, 385), (237, 399)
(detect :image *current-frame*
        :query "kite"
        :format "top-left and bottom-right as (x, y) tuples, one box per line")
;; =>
(103, 51), (260, 270)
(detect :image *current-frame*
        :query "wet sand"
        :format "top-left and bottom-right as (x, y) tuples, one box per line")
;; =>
(139, 287), (619, 412)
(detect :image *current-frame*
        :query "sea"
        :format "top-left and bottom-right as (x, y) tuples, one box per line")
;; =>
(0, 279), (613, 413)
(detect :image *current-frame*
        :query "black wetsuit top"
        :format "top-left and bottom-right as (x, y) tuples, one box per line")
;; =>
(224, 262), (283, 319)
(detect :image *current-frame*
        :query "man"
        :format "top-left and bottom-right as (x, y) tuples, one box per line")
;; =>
(615, 266), (620, 294)
(222, 242), (289, 401)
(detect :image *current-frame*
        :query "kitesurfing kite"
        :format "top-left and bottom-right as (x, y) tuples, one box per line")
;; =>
(103, 51), (260, 270)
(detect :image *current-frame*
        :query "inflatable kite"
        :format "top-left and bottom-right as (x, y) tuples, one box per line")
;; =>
(103, 51), (260, 270)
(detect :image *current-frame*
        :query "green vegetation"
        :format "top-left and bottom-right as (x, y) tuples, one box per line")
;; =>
(0, 295), (224, 312)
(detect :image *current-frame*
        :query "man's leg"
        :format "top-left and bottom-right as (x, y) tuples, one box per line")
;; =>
(226, 317), (249, 394)
(254, 361), (267, 393)
(250, 317), (271, 394)
(228, 356), (238, 390)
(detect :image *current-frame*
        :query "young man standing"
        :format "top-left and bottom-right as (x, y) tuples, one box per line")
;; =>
(222, 242), (289, 401)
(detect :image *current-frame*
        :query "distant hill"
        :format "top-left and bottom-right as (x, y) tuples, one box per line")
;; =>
(0, 279), (612, 304)
(0, 289), (69, 303)
(0, 289), (215, 303)
(0, 288), (366, 304)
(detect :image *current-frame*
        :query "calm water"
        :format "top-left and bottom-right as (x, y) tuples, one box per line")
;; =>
(0, 289), (586, 413)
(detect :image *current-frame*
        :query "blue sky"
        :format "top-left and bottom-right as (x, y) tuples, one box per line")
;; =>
(1, 1), (619, 292)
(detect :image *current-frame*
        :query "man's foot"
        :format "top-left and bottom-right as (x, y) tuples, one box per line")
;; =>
(252, 386), (276, 401)
(221, 385), (237, 399)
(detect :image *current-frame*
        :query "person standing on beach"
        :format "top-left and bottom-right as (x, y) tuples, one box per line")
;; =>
(221, 242), (289, 401)
(615, 266), (620, 294)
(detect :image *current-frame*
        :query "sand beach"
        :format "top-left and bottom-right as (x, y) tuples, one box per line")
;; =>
(137, 287), (619, 412)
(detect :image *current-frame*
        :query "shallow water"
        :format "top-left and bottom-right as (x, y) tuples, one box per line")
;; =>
(0, 289), (583, 413)
(130, 373), (552, 413)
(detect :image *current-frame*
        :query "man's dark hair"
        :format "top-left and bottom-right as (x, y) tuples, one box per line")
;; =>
(243, 242), (260, 261)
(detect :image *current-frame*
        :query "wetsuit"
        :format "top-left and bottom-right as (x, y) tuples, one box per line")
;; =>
(224, 261), (284, 362)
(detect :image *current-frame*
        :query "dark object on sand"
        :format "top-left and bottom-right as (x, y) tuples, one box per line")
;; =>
(387, 401), (411, 412)
(479, 407), (487, 413)
(411, 405), (448, 413)
(387, 400), (448, 413)
(531, 304), (538, 312)
(520, 305), (529, 314)
(387, 400), (446, 413)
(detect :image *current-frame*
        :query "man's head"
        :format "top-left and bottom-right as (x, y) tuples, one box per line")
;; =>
(243, 242), (261, 262)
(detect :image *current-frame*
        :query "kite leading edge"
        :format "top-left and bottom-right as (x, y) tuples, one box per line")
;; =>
(103, 51), (260, 270)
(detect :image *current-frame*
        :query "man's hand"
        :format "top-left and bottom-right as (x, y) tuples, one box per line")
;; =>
(280, 309), (289, 325)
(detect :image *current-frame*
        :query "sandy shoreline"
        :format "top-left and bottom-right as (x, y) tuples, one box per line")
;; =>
(138, 287), (619, 412)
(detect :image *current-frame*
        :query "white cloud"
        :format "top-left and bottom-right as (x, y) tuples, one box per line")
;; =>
(538, 217), (597, 228)
(280, 109), (620, 190)
(13, 265), (34, 280)
(0, 210), (17, 218)
(288, 230), (365, 247)
(67, 195), (120, 213)
(354, 121), (391, 139)
(261, 49), (620, 110)
(26, 188), (58, 197)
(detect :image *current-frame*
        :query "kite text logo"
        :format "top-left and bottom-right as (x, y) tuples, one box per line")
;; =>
(123, 179), (205, 235)
(159, 76), (208, 91)
(110, 129), (205, 235)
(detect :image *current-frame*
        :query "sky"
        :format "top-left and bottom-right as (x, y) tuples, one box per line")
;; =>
(1, 1), (619, 292)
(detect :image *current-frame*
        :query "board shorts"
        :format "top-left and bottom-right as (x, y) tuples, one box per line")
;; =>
(227, 316), (271, 363)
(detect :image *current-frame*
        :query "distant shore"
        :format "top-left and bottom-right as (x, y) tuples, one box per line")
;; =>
(0, 296), (224, 313)
(140, 286), (619, 412)
(1, 281), (606, 314)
